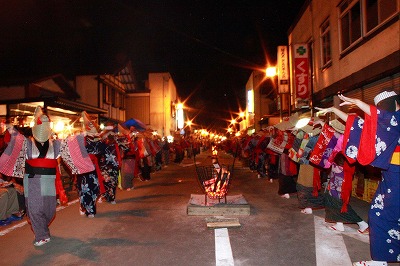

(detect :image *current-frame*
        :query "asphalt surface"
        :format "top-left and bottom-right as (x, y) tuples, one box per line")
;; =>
(0, 149), (384, 266)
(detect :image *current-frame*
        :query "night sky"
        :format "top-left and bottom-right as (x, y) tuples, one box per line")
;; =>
(0, 0), (306, 131)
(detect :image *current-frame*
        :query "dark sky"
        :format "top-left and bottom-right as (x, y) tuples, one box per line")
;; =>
(0, 0), (306, 131)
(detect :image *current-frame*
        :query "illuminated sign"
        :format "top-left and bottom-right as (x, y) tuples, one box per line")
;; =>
(247, 89), (254, 113)
(177, 108), (184, 129)
(277, 46), (289, 94)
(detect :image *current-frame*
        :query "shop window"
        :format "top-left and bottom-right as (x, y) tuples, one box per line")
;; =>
(320, 18), (332, 68)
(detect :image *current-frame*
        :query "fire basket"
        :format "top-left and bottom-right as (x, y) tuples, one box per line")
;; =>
(193, 144), (238, 205)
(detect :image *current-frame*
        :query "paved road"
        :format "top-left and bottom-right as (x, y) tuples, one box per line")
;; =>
(0, 149), (381, 266)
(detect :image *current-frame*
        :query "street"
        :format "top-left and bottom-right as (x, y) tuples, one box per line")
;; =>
(0, 149), (376, 266)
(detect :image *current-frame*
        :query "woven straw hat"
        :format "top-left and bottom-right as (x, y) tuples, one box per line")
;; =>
(32, 106), (52, 143)
(329, 119), (345, 134)
(301, 117), (322, 136)
(274, 113), (299, 131)
(81, 111), (100, 134)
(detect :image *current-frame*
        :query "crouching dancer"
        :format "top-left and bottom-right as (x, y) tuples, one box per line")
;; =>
(0, 107), (94, 246)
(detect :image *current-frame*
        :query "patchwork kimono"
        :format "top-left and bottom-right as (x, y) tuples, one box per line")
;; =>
(0, 128), (94, 242)
(346, 107), (400, 262)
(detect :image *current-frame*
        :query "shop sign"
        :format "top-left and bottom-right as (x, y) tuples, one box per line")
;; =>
(277, 46), (289, 94)
(294, 44), (310, 108)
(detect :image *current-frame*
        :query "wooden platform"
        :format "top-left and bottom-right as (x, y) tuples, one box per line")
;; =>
(187, 194), (250, 216)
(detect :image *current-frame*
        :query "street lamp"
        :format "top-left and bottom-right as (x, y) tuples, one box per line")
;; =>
(266, 67), (277, 77)
(266, 66), (283, 122)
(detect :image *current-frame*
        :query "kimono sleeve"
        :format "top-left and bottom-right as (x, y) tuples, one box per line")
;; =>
(0, 127), (26, 178)
(60, 134), (95, 174)
(370, 109), (400, 169)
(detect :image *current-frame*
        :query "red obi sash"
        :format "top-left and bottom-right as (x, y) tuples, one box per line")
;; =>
(26, 158), (58, 168)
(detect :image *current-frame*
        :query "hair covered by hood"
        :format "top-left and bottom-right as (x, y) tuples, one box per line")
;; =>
(32, 106), (52, 143)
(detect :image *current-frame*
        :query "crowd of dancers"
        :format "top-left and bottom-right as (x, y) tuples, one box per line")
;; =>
(220, 91), (399, 266)
(0, 108), (203, 246)
(0, 90), (398, 266)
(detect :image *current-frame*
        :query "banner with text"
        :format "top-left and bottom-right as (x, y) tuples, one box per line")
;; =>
(277, 46), (289, 94)
(293, 44), (310, 108)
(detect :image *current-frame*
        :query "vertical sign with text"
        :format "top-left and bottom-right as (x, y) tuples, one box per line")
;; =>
(277, 45), (289, 94)
(294, 44), (310, 108)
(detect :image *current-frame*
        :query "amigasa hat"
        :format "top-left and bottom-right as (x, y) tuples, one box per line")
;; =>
(274, 113), (299, 131)
(373, 90), (397, 105)
(81, 111), (100, 135)
(301, 117), (323, 136)
(329, 119), (345, 134)
(32, 106), (52, 143)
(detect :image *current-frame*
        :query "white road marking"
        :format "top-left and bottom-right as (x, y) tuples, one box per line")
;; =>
(314, 216), (352, 266)
(0, 198), (79, 236)
(215, 228), (234, 266)
(341, 225), (369, 244)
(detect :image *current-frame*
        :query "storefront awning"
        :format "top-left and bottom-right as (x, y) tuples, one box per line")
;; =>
(0, 96), (107, 116)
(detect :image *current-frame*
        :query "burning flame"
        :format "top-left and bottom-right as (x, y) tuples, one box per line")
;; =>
(203, 169), (230, 199)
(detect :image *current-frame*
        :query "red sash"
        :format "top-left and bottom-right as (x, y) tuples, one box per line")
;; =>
(26, 158), (58, 168)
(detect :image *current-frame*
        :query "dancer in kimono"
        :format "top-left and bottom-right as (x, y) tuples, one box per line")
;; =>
(316, 91), (400, 266)
(0, 107), (94, 246)
(99, 125), (122, 204)
(119, 125), (138, 190)
(324, 153), (369, 233)
(77, 111), (105, 218)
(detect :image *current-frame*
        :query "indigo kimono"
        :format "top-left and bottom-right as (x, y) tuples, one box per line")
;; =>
(346, 107), (399, 262)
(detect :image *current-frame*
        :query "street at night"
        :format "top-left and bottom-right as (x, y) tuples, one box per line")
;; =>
(0, 149), (376, 266)
(0, 1), (399, 266)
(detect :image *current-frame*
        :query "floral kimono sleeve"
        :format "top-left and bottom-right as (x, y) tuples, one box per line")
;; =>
(370, 109), (400, 169)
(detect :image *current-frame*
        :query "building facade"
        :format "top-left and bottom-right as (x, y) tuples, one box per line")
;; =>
(0, 74), (106, 137)
(288, 0), (399, 111)
(287, 0), (399, 201)
(75, 74), (127, 125)
(147, 72), (179, 137)
(244, 70), (282, 133)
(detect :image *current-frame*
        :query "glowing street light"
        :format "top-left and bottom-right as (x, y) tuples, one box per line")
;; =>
(266, 66), (283, 121)
(266, 67), (277, 77)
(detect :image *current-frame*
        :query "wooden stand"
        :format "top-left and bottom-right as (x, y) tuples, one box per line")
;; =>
(187, 194), (250, 216)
